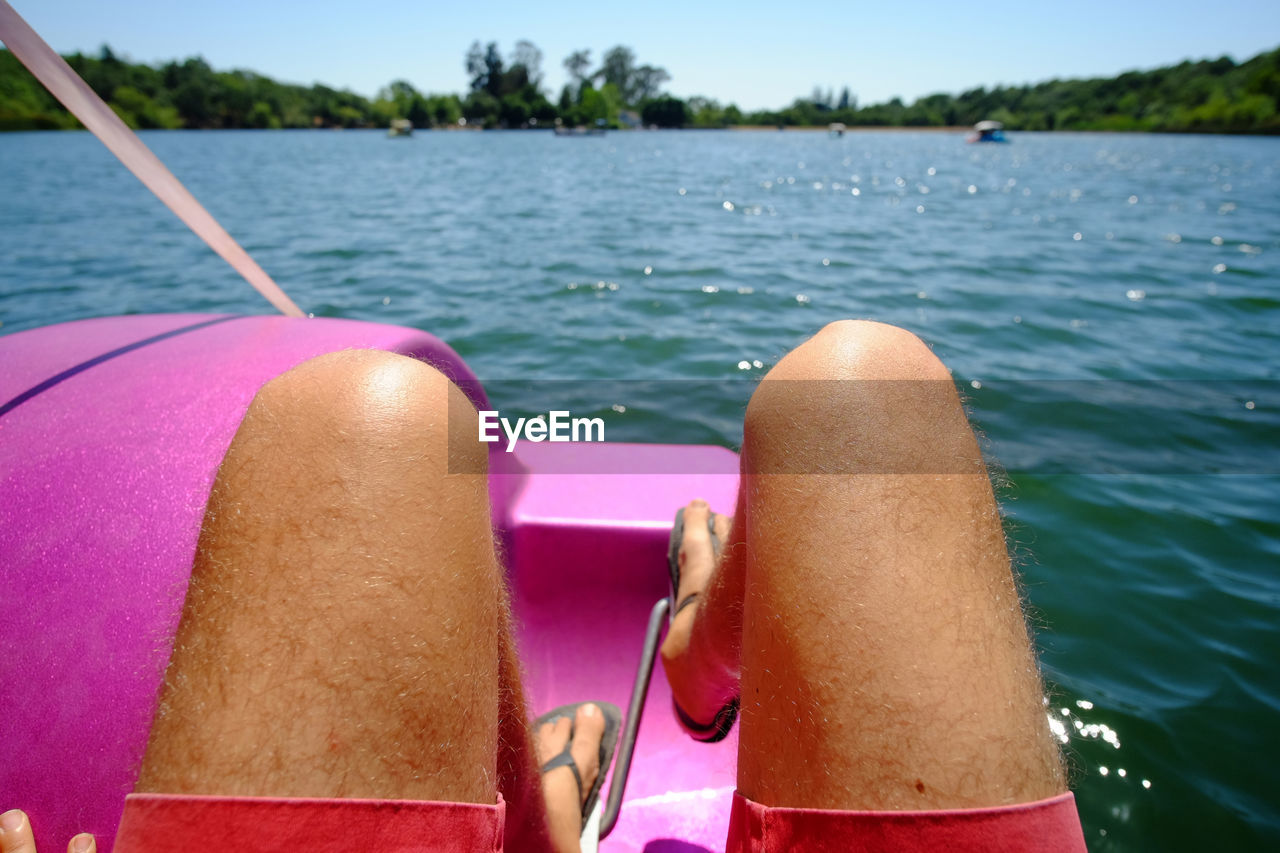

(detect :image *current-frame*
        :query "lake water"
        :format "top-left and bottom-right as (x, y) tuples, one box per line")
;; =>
(2, 128), (1278, 849)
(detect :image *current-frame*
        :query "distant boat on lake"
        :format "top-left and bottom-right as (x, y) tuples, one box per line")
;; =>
(554, 119), (606, 137)
(829, 122), (846, 137)
(388, 118), (413, 138)
(967, 120), (1008, 143)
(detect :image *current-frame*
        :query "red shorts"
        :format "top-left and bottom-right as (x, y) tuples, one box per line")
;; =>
(114, 789), (1085, 852)
(113, 793), (506, 852)
(726, 790), (1086, 852)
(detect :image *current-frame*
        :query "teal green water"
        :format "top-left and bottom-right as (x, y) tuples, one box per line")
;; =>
(3, 129), (1278, 849)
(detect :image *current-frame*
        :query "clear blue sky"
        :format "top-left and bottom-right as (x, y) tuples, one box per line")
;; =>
(9, 0), (1280, 110)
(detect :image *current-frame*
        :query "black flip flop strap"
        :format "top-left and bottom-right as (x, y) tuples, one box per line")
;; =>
(540, 750), (583, 801)
(675, 591), (700, 614)
(674, 695), (740, 743)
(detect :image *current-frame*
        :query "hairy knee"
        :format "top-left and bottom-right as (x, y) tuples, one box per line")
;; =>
(259, 349), (455, 414)
(745, 321), (978, 474)
(796, 320), (952, 382)
(248, 350), (483, 471)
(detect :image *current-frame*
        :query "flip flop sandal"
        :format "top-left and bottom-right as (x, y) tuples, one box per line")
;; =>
(536, 701), (623, 834)
(666, 507), (740, 743)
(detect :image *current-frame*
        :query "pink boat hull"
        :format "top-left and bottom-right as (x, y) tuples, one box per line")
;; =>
(0, 314), (740, 851)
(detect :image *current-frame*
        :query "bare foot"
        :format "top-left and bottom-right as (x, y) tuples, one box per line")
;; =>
(670, 499), (730, 615)
(660, 500), (736, 723)
(535, 703), (605, 853)
(0, 809), (95, 853)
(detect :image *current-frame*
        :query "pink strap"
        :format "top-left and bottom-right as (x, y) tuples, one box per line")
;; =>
(0, 0), (304, 317)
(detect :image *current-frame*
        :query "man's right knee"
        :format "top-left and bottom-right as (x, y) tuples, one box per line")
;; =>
(777, 319), (952, 383)
(744, 321), (980, 475)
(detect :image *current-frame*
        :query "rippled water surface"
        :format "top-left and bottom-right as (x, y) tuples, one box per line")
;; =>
(2, 129), (1278, 849)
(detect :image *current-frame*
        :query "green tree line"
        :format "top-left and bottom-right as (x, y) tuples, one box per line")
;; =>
(736, 49), (1280, 133)
(0, 46), (379, 130)
(1, 41), (1277, 133)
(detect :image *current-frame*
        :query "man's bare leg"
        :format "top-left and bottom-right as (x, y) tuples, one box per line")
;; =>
(134, 350), (597, 851)
(663, 320), (1065, 810)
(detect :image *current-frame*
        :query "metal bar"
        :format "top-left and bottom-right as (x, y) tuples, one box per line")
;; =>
(599, 596), (670, 838)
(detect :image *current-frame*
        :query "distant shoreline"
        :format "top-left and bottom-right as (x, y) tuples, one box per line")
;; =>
(3, 125), (1272, 135)
(728, 124), (968, 133)
(4, 43), (1279, 136)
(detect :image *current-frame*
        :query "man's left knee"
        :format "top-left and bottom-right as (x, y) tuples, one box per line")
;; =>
(248, 349), (484, 472)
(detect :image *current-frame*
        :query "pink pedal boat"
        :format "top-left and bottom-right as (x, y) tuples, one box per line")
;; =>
(0, 313), (741, 852)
